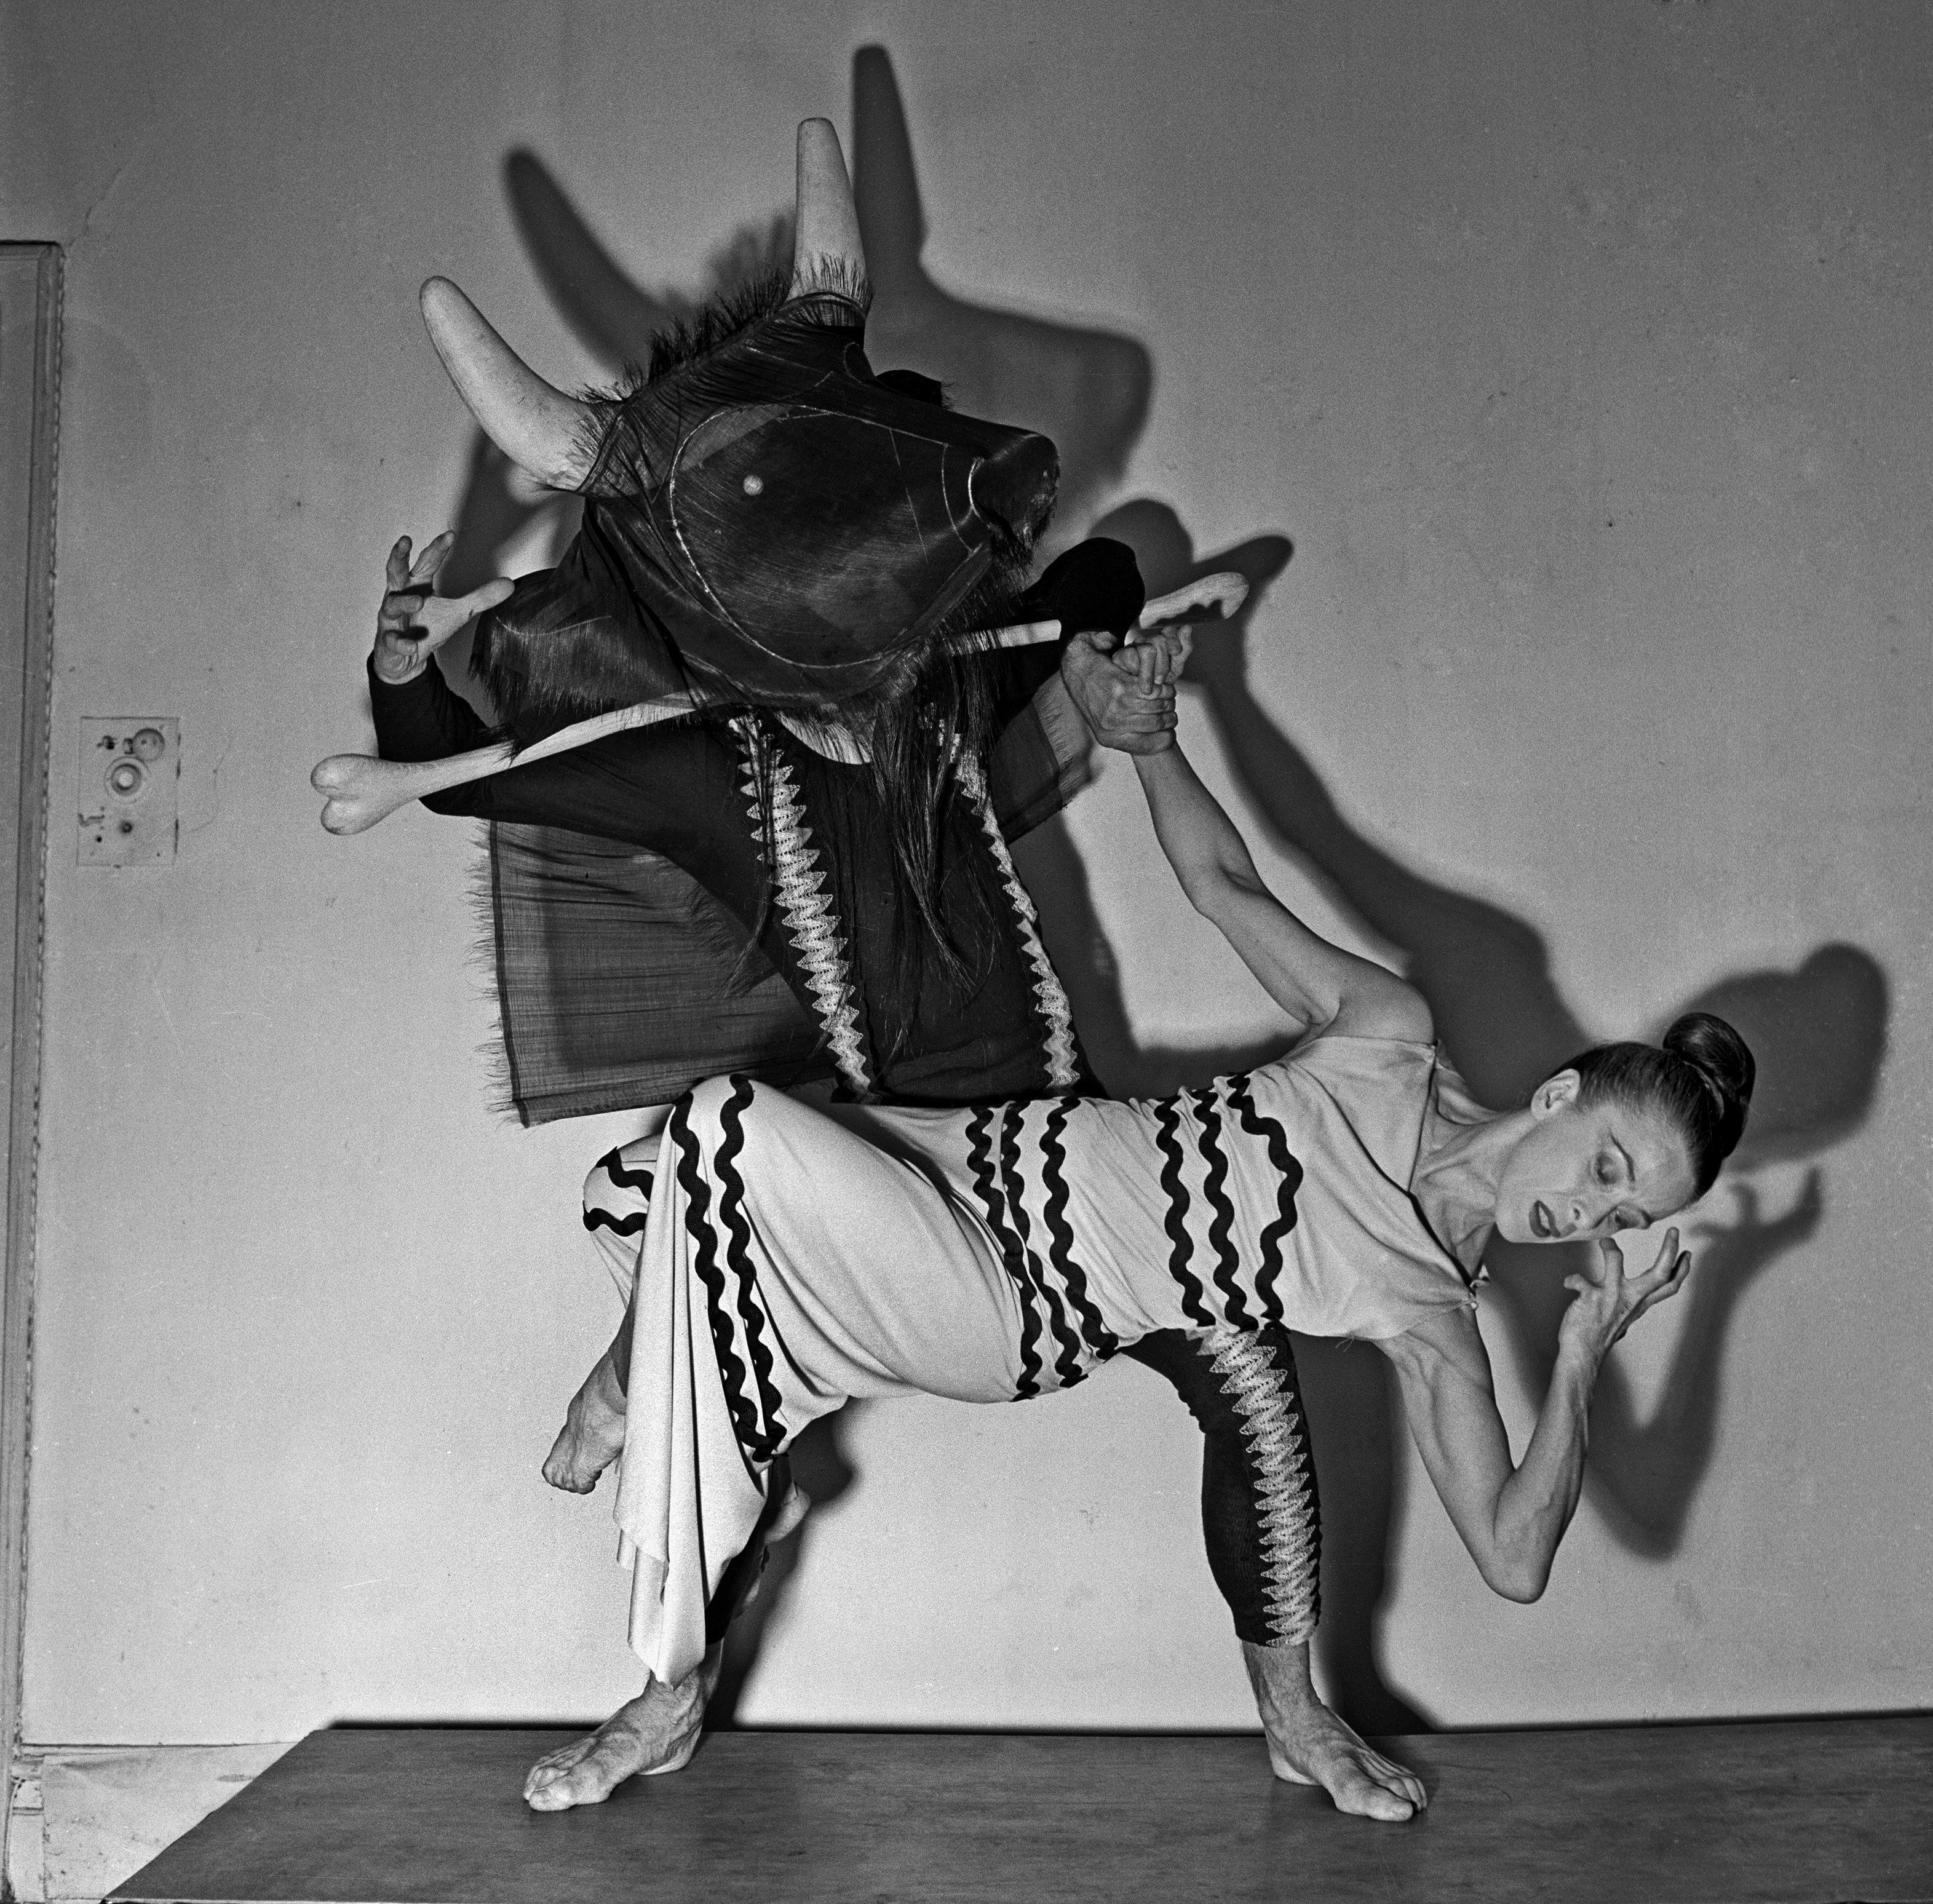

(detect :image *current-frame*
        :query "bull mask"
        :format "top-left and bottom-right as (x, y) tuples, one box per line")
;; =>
(423, 119), (1059, 739)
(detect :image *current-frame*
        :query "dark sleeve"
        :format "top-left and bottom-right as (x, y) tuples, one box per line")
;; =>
(983, 537), (1147, 729)
(980, 538), (1145, 839)
(369, 656), (745, 865)
(367, 656), (494, 761)
(985, 675), (1095, 842)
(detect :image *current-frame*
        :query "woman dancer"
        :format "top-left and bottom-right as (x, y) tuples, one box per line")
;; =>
(526, 678), (1753, 1822)
(367, 550), (1366, 1798)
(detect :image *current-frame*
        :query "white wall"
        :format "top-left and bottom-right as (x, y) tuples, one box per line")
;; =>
(6, 0), (1929, 1745)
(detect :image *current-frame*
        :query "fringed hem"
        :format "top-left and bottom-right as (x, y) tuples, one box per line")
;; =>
(469, 820), (527, 1125)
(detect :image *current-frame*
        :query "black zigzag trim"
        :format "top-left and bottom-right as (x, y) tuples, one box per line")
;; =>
(714, 1076), (785, 1461)
(602, 1148), (658, 1194)
(584, 1148), (654, 1236)
(1155, 1097), (1215, 1328)
(1194, 1085), (1253, 1331)
(1227, 1074), (1304, 1326)
(672, 1097), (765, 1459)
(1041, 1097), (1117, 1359)
(968, 1105), (1045, 1399)
(999, 1104), (1086, 1391)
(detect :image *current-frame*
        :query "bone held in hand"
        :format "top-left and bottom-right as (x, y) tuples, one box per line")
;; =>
(1138, 572), (1248, 630)
(961, 574), (1249, 656)
(312, 693), (701, 835)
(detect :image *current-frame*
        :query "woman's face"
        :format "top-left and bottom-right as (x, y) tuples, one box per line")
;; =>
(1491, 1072), (1699, 1245)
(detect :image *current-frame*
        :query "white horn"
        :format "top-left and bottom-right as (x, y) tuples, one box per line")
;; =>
(790, 119), (866, 296)
(314, 694), (700, 835)
(419, 277), (598, 491)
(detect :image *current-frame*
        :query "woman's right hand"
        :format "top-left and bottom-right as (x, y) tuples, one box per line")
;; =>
(371, 532), (515, 685)
(1558, 1229), (1693, 1369)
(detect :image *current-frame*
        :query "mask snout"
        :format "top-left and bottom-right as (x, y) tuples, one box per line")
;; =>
(970, 430), (1059, 548)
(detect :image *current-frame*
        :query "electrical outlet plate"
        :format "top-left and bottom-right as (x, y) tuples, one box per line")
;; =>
(78, 716), (179, 866)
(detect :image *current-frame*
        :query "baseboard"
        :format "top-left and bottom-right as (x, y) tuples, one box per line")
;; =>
(4, 1742), (292, 1903)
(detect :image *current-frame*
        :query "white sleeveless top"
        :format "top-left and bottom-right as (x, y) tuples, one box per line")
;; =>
(863, 1031), (1482, 1360)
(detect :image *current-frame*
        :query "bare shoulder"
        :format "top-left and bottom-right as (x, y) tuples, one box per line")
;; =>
(1325, 968), (1435, 1046)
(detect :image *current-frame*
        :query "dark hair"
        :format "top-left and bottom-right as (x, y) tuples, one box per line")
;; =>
(1559, 1012), (1755, 1199)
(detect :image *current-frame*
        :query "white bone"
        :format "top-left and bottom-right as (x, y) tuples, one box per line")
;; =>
(419, 277), (598, 491)
(965, 618), (1062, 651)
(320, 572), (1250, 836)
(790, 119), (866, 296)
(1137, 571), (1250, 630)
(313, 694), (699, 836)
(950, 572), (1253, 656)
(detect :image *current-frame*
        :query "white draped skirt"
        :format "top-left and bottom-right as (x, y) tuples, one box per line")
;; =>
(609, 1074), (1044, 1683)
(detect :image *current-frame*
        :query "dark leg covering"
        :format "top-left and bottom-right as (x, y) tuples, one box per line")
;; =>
(1124, 1327), (1322, 1647)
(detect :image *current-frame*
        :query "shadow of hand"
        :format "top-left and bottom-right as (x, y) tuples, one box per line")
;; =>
(1585, 1167), (1825, 1555)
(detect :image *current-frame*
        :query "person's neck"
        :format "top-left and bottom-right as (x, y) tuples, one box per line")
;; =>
(1410, 1089), (1523, 1275)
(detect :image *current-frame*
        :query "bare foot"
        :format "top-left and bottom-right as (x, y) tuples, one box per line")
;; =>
(523, 1651), (721, 1811)
(542, 1351), (627, 1494)
(1242, 1641), (1426, 1822)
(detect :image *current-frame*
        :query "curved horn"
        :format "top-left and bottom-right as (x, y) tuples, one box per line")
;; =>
(790, 118), (866, 296)
(419, 277), (598, 491)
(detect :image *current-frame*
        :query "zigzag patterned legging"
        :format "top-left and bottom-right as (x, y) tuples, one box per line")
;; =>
(584, 1143), (1322, 1649)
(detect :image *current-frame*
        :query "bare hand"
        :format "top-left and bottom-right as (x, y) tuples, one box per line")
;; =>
(371, 533), (515, 685)
(1558, 1228), (1691, 1367)
(1060, 627), (1190, 754)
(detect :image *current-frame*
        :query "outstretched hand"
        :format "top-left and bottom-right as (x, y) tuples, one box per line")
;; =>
(1558, 1228), (1692, 1368)
(371, 532), (515, 685)
(1060, 625), (1193, 754)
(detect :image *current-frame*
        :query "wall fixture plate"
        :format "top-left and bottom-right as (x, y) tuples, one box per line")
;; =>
(78, 717), (179, 866)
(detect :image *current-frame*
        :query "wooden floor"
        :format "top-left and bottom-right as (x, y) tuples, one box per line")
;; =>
(109, 1716), (1933, 1903)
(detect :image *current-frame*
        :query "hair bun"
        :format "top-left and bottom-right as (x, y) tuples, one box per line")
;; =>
(1664, 1012), (1755, 1114)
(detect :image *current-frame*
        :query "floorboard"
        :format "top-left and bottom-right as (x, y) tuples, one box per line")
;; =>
(108, 1716), (1933, 1903)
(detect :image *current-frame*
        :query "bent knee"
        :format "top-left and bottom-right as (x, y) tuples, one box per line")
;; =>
(583, 1135), (661, 1212)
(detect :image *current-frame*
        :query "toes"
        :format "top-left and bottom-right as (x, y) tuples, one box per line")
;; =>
(526, 1774), (601, 1814)
(523, 1749), (617, 1812)
(522, 1755), (578, 1798)
(1343, 1755), (1421, 1821)
(541, 1436), (604, 1494)
(1357, 1748), (1428, 1811)
(1320, 1759), (1413, 1822)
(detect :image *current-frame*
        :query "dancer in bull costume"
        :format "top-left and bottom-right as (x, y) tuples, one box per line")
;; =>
(318, 122), (1416, 1817)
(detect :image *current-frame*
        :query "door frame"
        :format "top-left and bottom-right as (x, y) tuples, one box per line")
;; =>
(0, 241), (63, 1831)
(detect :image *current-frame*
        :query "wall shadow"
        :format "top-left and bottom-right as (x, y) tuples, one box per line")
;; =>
(1069, 496), (1889, 1718)
(443, 44), (1887, 1742)
(435, 41), (1149, 635)
(710, 1414), (859, 1726)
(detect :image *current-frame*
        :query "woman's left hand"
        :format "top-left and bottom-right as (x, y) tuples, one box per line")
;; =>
(1558, 1228), (1692, 1366)
(1061, 628), (1183, 753)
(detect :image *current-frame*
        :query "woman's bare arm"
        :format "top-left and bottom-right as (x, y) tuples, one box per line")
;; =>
(1132, 744), (1432, 1042)
(1376, 1230), (1692, 1601)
